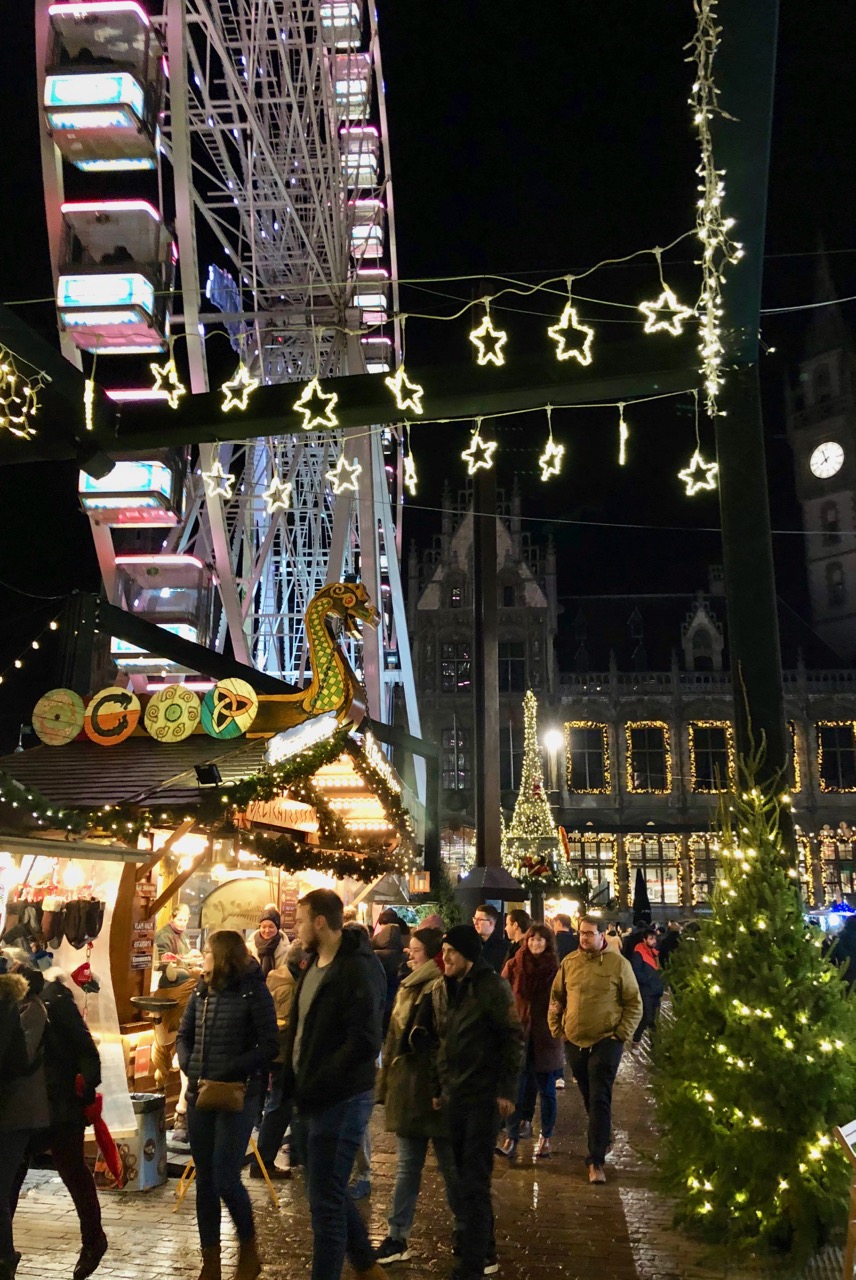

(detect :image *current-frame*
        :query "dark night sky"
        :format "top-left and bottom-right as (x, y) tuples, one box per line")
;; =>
(1, 0), (856, 743)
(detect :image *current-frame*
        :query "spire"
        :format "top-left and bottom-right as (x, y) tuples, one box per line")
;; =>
(805, 239), (853, 359)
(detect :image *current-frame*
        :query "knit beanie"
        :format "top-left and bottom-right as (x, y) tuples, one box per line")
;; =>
(442, 925), (482, 964)
(411, 926), (444, 959)
(259, 908), (282, 931)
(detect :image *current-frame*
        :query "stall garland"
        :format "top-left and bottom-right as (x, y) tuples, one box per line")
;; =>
(0, 726), (417, 884)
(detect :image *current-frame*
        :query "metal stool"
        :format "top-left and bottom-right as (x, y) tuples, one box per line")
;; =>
(173, 1137), (280, 1210)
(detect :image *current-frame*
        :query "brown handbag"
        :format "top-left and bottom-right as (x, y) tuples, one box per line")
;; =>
(194, 992), (247, 1113)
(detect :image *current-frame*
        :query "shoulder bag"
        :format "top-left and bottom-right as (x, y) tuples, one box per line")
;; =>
(195, 992), (247, 1113)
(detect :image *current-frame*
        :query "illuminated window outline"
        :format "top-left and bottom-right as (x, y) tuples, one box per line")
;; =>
(565, 721), (611, 794)
(625, 721), (672, 794)
(688, 720), (735, 793)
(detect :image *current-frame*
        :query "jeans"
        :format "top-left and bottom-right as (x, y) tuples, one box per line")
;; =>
(633, 996), (661, 1044)
(509, 1068), (559, 1140)
(12, 1124), (103, 1249)
(187, 1093), (257, 1249)
(447, 1097), (499, 1279)
(256, 1077), (291, 1166)
(388, 1134), (461, 1241)
(0, 1130), (31, 1264)
(297, 1090), (376, 1280)
(565, 1037), (623, 1166)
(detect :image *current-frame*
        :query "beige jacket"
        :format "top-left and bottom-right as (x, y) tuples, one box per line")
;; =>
(548, 945), (642, 1048)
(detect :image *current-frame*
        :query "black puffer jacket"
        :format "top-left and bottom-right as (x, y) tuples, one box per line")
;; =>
(281, 927), (383, 1111)
(42, 980), (102, 1125)
(176, 960), (278, 1098)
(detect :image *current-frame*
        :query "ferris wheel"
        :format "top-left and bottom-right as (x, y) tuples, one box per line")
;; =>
(34, 0), (421, 764)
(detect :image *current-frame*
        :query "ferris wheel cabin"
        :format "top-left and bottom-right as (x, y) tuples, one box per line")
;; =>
(57, 200), (175, 352)
(78, 452), (185, 526)
(43, 1), (164, 172)
(110, 554), (213, 674)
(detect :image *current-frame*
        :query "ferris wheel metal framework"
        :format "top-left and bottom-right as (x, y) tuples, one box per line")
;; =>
(35, 0), (423, 794)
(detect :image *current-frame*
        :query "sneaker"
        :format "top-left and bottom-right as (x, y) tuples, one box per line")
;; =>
(494, 1137), (516, 1160)
(517, 1121), (533, 1139)
(588, 1165), (606, 1185)
(555, 1077), (565, 1090)
(375, 1237), (411, 1264)
(349, 1177), (372, 1200)
(484, 1250), (499, 1275)
(250, 1161), (291, 1180)
(170, 1123), (189, 1144)
(534, 1135), (551, 1159)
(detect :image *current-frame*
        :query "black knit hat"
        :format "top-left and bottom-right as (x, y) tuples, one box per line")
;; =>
(259, 908), (282, 931)
(442, 925), (482, 964)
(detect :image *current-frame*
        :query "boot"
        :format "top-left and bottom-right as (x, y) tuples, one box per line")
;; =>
(73, 1232), (108, 1280)
(198, 1245), (222, 1280)
(234, 1237), (262, 1280)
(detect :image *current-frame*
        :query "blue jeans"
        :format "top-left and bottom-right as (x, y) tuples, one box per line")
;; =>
(509, 1067), (559, 1140)
(256, 1077), (291, 1166)
(388, 1134), (461, 1241)
(187, 1093), (257, 1249)
(297, 1090), (375, 1280)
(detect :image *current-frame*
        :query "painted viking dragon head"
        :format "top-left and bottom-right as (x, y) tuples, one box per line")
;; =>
(321, 581), (380, 639)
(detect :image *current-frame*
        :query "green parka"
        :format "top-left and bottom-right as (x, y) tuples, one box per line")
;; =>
(376, 958), (445, 1137)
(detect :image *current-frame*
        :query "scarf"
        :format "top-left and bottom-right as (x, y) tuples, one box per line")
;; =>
(634, 941), (659, 970)
(507, 946), (557, 1031)
(256, 932), (280, 978)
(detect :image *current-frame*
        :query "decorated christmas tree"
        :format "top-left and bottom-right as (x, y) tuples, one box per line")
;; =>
(652, 740), (856, 1259)
(501, 689), (586, 898)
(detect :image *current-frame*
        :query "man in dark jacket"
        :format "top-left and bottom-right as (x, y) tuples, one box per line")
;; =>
(431, 926), (524, 1280)
(552, 914), (579, 961)
(472, 904), (508, 974)
(283, 890), (385, 1280)
(629, 928), (665, 1045)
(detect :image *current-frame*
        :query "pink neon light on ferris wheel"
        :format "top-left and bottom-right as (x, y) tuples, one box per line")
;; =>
(61, 199), (162, 221)
(48, 2), (151, 26)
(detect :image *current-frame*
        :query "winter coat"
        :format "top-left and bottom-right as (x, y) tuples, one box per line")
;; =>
(832, 919), (856, 987)
(372, 924), (405, 1024)
(630, 943), (665, 1003)
(248, 929), (290, 976)
(0, 975), (27, 1094)
(429, 957), (524, 1104)
(548, 944), (642, 1048)
(155, 922), (192, 963)
(266, 966), (296, 1066)
(377, 959), (445, 1138)
(555, 930), (579, 961)
(657, 930), (682, 969)
(0, 973), (50, 1132)
(502, 948), (564, 1073)
(480, 929), (509, 975)
(42, 979), (102, 1126)
(176, 960), (278, 1099)
(280, 927), (384, 1112)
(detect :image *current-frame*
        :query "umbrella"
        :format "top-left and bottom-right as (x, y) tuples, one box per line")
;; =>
(632, 867), (653, 926)
(77, 1076), (124, 1187)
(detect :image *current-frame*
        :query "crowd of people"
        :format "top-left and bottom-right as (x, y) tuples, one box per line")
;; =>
(0, 896), (695, 1280)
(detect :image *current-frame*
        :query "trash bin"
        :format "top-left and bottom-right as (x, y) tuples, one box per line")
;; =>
(91, 1092), (167, 1191)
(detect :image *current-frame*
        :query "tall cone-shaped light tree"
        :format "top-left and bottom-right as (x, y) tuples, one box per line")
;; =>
(502, 689), (584, 897)
(651, 740), (856, 1259)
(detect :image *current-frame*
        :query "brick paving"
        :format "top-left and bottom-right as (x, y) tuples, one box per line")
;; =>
(12, 1048), (846, 1280)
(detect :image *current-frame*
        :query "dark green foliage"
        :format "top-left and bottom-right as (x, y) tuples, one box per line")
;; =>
(651, 749), (856, 1259)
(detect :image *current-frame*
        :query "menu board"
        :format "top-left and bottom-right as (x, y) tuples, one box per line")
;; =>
(131, 918), (156, 970)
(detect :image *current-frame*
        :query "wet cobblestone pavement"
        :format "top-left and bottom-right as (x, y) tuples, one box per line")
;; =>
(12, 1048), (847, 1280)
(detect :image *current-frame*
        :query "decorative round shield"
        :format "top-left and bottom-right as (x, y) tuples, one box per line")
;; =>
(84, 686), (141, 746)
(32, 688), (85, 747)
(143, 685), (201, 743)
(201, 679), (259, 740)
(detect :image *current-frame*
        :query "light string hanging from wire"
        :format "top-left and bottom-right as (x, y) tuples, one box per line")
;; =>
(688, 0), (744, 418)
(0, 344), (48, 440)
(0, 614), (62, 687)
(202, 453), (236, 500)
(461, 418), (497, 475)
(220, 361), (260, 413)
(547, 276), (595, 365)
(402, 423), (418, 496)
(469, 299), (508, 367)
(538, 406), (564, 481)
(618, 403), (630, 466)
(150, 338), (186, 411)
(678, 389), (719, 495)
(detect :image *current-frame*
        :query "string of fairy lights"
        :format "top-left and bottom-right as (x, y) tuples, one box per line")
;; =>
(0, 0), (746, 509)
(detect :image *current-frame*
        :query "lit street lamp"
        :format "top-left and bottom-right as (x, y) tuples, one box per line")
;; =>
(542, 728), (564, 792)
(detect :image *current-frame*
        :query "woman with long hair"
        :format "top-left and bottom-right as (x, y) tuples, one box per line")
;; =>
(177, 930), (278, 1280)
(497, 924), (564, 1160)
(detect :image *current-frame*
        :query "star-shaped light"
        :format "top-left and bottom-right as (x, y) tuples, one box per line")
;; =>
(678, 449), (719, 496)
(263, 474), (293, 513)
(202, 458), (236, 500)
(638, 287), (694, 336)
(547, 303), (595, 365)
(150, 357), (186, 410)
(385, 366), (425, 415)
(326, 454), (362, 494)
(538, 437), (564, 481)
(221, 363), (260, 412)
(462, 432), (497, 475)
(403, 453), (418, 495)
(293, 377), (339, 430)
(469, 312), (508, 367)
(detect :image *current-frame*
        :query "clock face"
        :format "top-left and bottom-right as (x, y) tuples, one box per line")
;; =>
(810, 441), (845, 479)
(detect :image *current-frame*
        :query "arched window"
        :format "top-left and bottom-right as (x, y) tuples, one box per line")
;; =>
(822, 500), (841, 546)
(827, 561), (846, 608)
